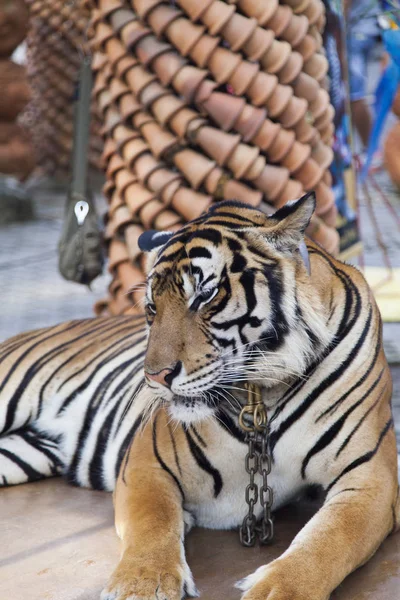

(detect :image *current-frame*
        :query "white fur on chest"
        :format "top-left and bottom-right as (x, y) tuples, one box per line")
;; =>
(184, 423), (304, 530)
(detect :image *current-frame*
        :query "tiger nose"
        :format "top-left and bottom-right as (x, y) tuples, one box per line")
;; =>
(145, 362), (182, 388)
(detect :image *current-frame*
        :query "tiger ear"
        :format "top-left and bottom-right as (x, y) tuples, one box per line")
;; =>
(266, 192), (316, 251)
(138, 230), (173, 273)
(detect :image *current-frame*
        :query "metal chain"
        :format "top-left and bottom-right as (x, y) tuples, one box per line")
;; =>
(239, 383), (274, 547)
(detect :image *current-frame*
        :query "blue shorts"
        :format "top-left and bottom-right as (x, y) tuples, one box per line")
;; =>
(347, 32), (378, 101)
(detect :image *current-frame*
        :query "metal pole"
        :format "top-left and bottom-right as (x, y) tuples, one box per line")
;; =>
(71, 55), (92, 198)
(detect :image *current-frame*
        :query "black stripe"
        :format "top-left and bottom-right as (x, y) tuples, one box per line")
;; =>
(270, 307), (373, 454)
(152, 414), (184, 500)
(190, 425), (207, 448)
(0, 447), (43, 481)
(326, 418), (393, 492)
(19, 430), (62, 472)
(316, 330), (382, 421)
(168, 422), (183, 476)
(89, 402), (120, 490)
(184, 429), (222, 497)
(301, 370), (384, 478)
(118, 413), (145, 484)
(2, 320), (92, 432)
(335, 382), (387, 458)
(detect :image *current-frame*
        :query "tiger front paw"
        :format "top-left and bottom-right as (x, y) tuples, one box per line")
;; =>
(101, 554), (198, 600)
(236, 561), (326, 600)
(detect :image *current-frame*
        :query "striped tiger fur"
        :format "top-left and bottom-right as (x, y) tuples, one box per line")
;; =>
(0, 195), (398, 600)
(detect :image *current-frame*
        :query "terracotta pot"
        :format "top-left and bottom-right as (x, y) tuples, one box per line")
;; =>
(265, 83), (293, 118)
(189, 34), (221, 68)
(140, 198), (166, 228)
(323, 170), (333, 187)
(174, 149), (216, 189)
(303, 0), (324, 26)
(173, 65), (209, 102)
(311, 140), (334, 171)
(106, 153), (125, 179)
(228, 147), (264, 180)
(314, 180), (335, 215)
(242, 27), (274, 62)
(310, 89), (330, 121)
(200, 92), (246, 131)
(115, 169), (138, 198)
(246, 70), (277, 105)
(195, 126), (241, 166)
(221, 13), (259, 52)
(160, 178), (182, 204)
(108, 9), (136, 36)
(140, 120), (178, 159)
(261, 40), (292, 74)
(278, 52), (303, 85)
(307, 216), (340, 256)
(280, 96), (308, 128)
(167, 17), (205, 56)
(0, 0), (29, 57)
(253, 164), (289, 201)
(267, 128), (296, 162)
(125, 182), (155, 214)
(234, 104), (267, 142)
(303, 53), (329, 81)
(119, 94), (142, 122)
(268, 6), (292, 36)
(178, 0), (214, 22)
(252, 119), (281, 151)
(208, 47), (242, 84)
(135, 35), (172, 67)
(291, 0), (312, 14)
(294, 117), (318, 145)
(281, 140), (311, 173)
(314, 105), (335, 132)
(281, 14), (309, 48)
(125, 64), (156, 99)
(221, 179), (263, 206)
(201, 0), (236, 36)
(140, 80), (170, 108)
(238, 0), (278, 26)
(170, 107), (205, 138)
(147, 4), (182, 38)
(152, 94), (186, 126)
(124, 223), (146, 262)
(132, 0), (166, 21)
(133, 153), (162, 185)
(121, 138), (150, 170)
(320, 122), (335, 145)
(275, 179), (304, 207)
(153, 210), (182, 230)
(295, 35), (317, 61)
(147, 164), (182, 193)
(172, 187), (212, 221)
(230, 61), (261, 96)
(115, 55), (138, 81)
(317, 203), (337, 228)
(108, 238), (130, 271)
(295, 157), (324, 190)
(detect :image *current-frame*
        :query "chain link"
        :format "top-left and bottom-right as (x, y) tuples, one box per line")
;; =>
(239, 384), (274, 547)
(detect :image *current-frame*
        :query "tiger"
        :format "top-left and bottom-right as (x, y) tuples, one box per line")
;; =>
(0, 194), (398, 600)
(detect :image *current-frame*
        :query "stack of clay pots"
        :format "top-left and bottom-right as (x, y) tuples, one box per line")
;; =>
(84, 0), (339, 315)
(21, 0), (103, 177)
(0, 0), (34, 180)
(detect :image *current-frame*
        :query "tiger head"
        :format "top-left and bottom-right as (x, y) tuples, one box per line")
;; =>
(139, 194), (333, 423)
